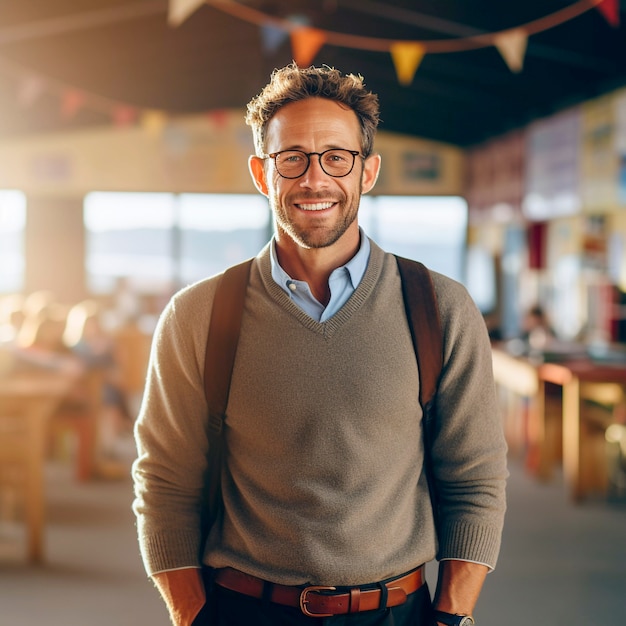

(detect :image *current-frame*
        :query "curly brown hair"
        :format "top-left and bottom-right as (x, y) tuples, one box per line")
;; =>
(245, 63), (380, 158)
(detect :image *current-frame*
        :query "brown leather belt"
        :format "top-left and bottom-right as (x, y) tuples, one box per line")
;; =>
(213, 565), (425, 617)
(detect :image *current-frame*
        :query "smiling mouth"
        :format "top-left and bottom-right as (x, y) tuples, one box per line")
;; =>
(296, 201), (335, 211)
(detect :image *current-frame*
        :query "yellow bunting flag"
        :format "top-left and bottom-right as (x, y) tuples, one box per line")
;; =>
(168, 0), (205, 27)
(290, 27), (327, 66)
(493, 28), (528, 73)
(390, 42), (425, 86)
(140, 110), (168, 136)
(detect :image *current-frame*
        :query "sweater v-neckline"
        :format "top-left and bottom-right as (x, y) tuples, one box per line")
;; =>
(257, 241), (385, 337)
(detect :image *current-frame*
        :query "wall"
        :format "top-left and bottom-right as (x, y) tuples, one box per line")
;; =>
(0, 110), (464, 196)
(0, 110), (464, 302)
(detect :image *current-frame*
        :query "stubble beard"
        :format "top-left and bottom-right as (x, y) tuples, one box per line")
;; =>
(272, 192), (361, 249)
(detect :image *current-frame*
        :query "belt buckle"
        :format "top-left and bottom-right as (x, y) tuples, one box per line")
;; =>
(299, 585), (337, 617)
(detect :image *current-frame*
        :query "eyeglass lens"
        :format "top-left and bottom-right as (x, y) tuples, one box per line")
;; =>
(274, 149), (356, 178)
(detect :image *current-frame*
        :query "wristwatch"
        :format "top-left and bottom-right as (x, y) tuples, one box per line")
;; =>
(432, 610), (475, 626)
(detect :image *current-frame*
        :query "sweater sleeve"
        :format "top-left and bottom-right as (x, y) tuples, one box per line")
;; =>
(132, 279), (216, 576)
(429, 272), (508, 570)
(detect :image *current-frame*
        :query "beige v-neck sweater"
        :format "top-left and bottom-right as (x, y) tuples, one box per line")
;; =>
(132, 240), (507, 586)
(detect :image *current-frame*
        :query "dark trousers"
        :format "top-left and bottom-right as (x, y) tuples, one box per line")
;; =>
(192, 574), (433, 626)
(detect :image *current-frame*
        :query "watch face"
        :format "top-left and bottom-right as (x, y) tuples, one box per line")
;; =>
(459, 618), (475, 626)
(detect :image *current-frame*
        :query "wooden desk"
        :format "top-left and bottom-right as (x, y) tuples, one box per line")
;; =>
(538, 359), (626, 501)
(0, 369), (77, 563)
(491, 348), (539, 460)
(492, 346), (626, 501)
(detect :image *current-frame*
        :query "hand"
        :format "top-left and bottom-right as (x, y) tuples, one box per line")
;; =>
(152, 568), (206, 626)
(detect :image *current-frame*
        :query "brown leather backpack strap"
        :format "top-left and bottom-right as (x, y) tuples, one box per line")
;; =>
(395, 255), (443, 532)
(395, 256), (443, 410)
(204, 258), (254, 425)
(202, 258), (253, 538)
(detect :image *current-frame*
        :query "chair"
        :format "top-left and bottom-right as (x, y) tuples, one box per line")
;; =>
(47, 368), (104, 482)
(577, 382), (625, 499)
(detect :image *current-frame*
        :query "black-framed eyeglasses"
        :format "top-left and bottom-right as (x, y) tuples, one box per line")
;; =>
(264, 149), (362, 179)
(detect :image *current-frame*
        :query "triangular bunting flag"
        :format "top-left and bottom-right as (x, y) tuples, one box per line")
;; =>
(168, 0), (205, 27)
(208, 109), (229, 129)
(390, 42), (425, 86)
(140, 110), (168, 136)
(596, 0), (620, 27)
(113, 105), (138, 127)
(493, 28), (528, 73)
(61, 89), (86, 119)
(261, 22), (288, 54)
(290, 28), (326, 66)
(17, 75), (45, 107)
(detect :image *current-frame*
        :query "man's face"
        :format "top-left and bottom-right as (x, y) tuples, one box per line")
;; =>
(250, 97), (380, 250)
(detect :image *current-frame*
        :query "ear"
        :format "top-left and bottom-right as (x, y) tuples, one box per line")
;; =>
(249, 156), (269, 197)
(361, 153), (381, 195)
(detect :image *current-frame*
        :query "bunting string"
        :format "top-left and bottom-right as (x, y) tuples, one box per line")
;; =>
(204, 0), (612, 54)
(201, 0), (617, 80)
(0, 0), (619, 132)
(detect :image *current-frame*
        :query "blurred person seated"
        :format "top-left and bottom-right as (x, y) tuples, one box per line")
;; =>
(13, 303), (82, 375)
(0, 293), (25, 343)
(63, 300), (135, 465)
(521, 304), (554, 353)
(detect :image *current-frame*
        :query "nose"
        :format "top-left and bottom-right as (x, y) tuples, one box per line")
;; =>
(299, 154), (330, 188)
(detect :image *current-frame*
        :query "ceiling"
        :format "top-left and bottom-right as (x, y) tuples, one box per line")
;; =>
(0, 0), (625, 147)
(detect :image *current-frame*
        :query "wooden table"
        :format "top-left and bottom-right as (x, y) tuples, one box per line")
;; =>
(491, 348), (539, 459)
(538, 359), (626, 501)
(492, 346), (626, 501)
(0, 369), (78, 563)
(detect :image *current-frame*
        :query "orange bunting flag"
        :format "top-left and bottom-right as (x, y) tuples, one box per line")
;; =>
(61, 89), (86, 119)
(290, 27), (327, 66)
(168, 0), (205, 27)
(596, 0), (620, 27)
(493, 28), (528, 73)
(390, 42), (425, 86)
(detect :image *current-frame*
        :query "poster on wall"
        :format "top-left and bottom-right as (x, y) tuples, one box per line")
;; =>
(523, 108), (581, 221)
(580, 93), (617, 212)
(615, 89), (626, 206)
(467, 131), (524, 225)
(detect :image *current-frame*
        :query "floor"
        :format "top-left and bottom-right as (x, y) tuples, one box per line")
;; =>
(1, 456), (625, 626)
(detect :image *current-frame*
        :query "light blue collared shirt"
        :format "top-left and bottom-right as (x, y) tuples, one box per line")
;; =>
(270, 230), (371, 322)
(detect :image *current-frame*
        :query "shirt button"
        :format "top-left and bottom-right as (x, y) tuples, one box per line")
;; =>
(288, 282), (297, 292)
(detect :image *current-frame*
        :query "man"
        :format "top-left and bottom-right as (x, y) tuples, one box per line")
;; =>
(132, 63), (507, 626)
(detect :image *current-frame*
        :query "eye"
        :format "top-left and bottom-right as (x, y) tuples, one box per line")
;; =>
(324, 150), (350, 164)
(280, 151), (306, 163)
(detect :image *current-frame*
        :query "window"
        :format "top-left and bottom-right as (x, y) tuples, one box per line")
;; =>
(84, 192), (271, 295)
(0, 190), (27, 294)
(359, 196), (468, 284)
(178, 194), (271, 284)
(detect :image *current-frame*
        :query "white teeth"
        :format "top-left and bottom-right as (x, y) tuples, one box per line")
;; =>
(297, 202), (334, 211)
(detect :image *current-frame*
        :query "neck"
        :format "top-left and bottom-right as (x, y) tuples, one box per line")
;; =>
(275, 230), (360, 305)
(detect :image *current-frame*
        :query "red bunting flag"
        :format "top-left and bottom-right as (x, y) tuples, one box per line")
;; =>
(112, 105), (138, 127)
(596, 0), (620, 27)
(208, 109), (229, 129)
(290, 27), (327, 66)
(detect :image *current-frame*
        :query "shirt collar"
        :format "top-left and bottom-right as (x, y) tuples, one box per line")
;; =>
(270, 228), (370, 292)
